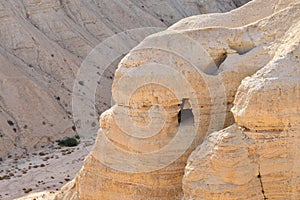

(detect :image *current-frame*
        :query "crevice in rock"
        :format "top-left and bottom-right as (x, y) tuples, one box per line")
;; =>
(257, 165), (268, 199)
(215, 52), (228, 67)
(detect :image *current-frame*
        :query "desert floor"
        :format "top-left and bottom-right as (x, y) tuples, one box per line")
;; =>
(0, 140), (94, 200)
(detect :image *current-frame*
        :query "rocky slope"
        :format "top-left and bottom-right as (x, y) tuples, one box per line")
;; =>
(52, 0), (299, 200)
(183, 24), (300, 200)
(182, 1), (300, 199)
(0, 0), (251, 159)
(0, 1), (253, 200)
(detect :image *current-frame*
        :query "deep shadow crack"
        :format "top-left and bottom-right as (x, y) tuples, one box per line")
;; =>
(258, 165), (268, 199)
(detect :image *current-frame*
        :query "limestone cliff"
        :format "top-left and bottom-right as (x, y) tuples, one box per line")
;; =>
(182, 1), (300, 199)
(55, 0), (299, 200)
(0, 0), (250, 159)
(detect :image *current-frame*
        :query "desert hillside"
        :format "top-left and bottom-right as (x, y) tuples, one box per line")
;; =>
(0, 0), (250, 159)
(55, 0), (299, 199)
(0, 1), (253, 200)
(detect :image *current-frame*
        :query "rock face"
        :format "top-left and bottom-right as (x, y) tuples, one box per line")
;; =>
(0, 0), (250, 159)
(182, 1), (300, 199)
(54, 0), (300, 200)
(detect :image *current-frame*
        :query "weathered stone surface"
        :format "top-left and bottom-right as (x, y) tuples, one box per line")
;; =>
(170, 0), (295, 30)
(232, 40), (300, 131)
(184, 124), (300, 199)
(15, 0), (300, 199)
(0, 0), (249, 159)
(56, 1), (300, 200)
(183, 1), (300, 199)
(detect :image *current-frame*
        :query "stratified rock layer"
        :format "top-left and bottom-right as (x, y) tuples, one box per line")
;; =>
(0, 0), (250, 158)
(182, 1), (300, 199)
(54, 0), (300, 200)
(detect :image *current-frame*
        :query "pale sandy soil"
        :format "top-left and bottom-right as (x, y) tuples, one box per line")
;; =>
(0, 140), (94, 200)
(15, 191), (57, 200)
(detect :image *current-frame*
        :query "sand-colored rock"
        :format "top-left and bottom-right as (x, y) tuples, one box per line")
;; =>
(53, 0), (299, 199)
(183, 123), (300, 199)
(13, 0), (299, 199)
(170, 0), (295, 30)
(0, 1), (252, 200)
(0, 0), (250, 159)
(182, 1), (300, 199)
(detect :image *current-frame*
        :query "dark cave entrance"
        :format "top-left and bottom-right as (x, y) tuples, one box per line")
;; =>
(178, 99), (194, 126)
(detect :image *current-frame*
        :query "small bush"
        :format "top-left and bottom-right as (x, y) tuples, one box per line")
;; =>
(75, 134), (80, 139)
(57, 137), (79, 147)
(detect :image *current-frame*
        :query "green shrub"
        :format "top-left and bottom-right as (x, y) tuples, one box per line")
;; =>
(75, 134), (80, 139)
(57, 136), (79, 147)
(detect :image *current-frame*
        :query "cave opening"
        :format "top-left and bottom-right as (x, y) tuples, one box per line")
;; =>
(178, 99), (194, 126)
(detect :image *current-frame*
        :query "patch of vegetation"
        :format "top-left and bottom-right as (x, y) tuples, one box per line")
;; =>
(57, 136), (80, 147)
(78, 80), (84, 86)
(23, 188), (32, 194)
(75, 134), (80, 139)
(7, 120), (14, 126)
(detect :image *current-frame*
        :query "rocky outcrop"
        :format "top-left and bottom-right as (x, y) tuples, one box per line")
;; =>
(182, 1), (300, 199)
(0, 0), (250, 159)
(53, 0), (300, 200)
